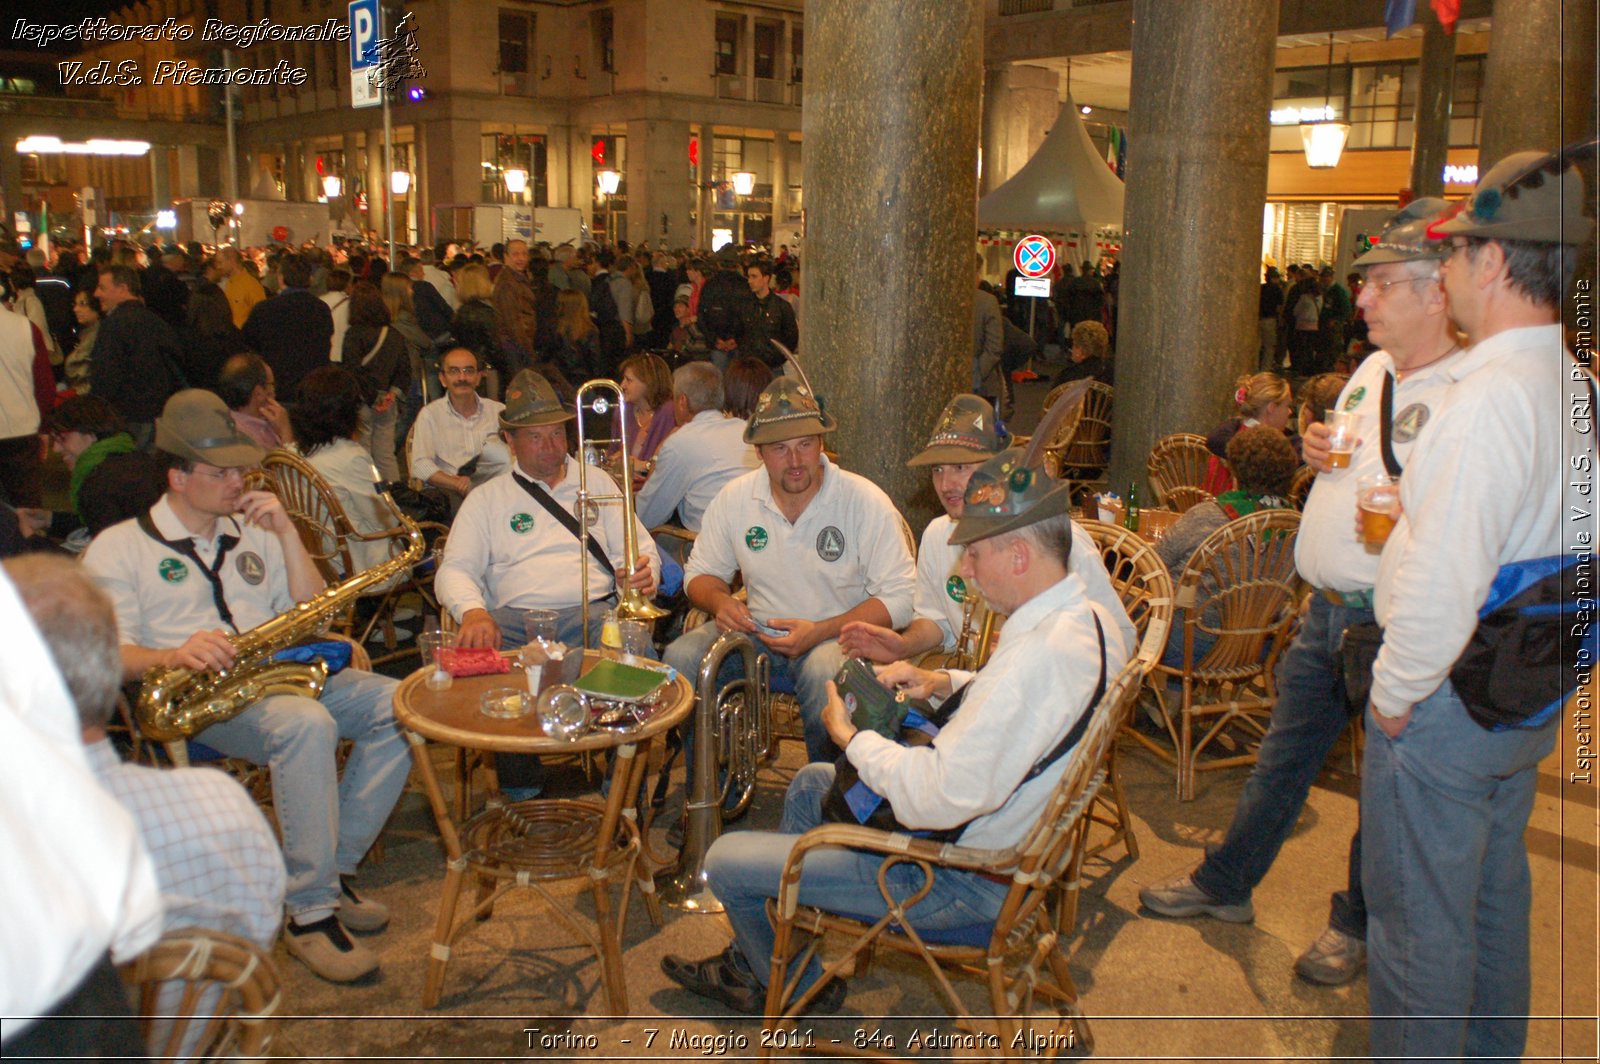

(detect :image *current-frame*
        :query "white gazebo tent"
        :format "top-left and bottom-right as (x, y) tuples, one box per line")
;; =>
(978, 98), (1125, 270)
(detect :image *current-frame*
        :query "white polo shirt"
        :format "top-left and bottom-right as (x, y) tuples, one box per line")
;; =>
(436, 457), (661, 620)
(1296, 348), (1460, 592)
(408, 394), (509, 482)
(82, 497), (295, 649)
(634, 410), (759, 531)
(686, 456), (916, 627)
(915, 514), (1137, 655)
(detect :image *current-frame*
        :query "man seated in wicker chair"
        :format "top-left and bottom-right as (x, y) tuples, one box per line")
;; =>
(82, 389), (410, 984)
(661, 445), (1131, 1014)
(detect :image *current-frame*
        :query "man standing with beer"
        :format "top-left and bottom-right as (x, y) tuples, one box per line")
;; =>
(1140, 198), (1463, 987)
(1361, 152), (1593, 1062)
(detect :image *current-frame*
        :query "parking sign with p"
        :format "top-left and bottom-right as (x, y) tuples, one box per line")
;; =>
(348, 0), (381, 108)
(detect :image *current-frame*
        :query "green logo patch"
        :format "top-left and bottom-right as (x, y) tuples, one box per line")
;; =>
(1343, 385), (1367, 410)
(946, 575), (967, 603)
(158, 557), (189, 584)
(510, 512), (535, 534)
(745, 526), (769, 551)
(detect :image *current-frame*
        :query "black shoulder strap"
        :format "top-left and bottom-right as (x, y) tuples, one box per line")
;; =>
(136, 510), (240, 632)
(1379, 371), (1403, 478)
(1018, 613), (1108, 785)
(511, 471), (617, 581)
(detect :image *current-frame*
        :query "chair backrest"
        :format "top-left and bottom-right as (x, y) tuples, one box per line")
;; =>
(1288, 464), (1316, 511)
(1078, 518), (1175, 669)
(1043, 381), (1114, 478)
(257, 448), (356, 584)
(1147, 433), (1214, 512)
(120, 928), (282, 1061)
(990, 659), (1146, 946)
(1171, 508), (1304, 676)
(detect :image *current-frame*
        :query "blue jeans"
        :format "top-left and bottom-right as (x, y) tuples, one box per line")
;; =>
(1362, 681), (1556, 1063)
(704, 763), (1008, 991)
(664, 622), (846, 763)
(1191, 595), (1369, 938)
(197, 667), (409, 917)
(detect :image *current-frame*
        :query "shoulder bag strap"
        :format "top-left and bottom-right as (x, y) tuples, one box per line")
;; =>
(511, 471), (617, 583)
(1018, 614), (1108, 785)
(1379, 371), (1403, 477)
(360, 326), (390, 367)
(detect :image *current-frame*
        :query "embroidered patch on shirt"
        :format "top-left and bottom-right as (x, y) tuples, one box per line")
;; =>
(1391, 402), (1429, 443)
(159, 557), (189, 584)
(235, 551), (266, 585)
(745, 526), (769, 551)
(510, 512), (535, 534)
(816, 526), (845, 563)
(946, 575), (967, 603)
(1343, 385), (1367, 410)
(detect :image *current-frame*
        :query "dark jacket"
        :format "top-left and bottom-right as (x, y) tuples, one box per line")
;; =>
(241, 287), (334, 398)
(87, 301), (183, 423)
(452, 298), (502, 374)
(141, 261), (190, 331)
(412, 280), (454, 341)
(174, 321), (249, 393)
(748, 292), (798, 365)
(344, 323), (411, 405)
(79, 450), (167, 536)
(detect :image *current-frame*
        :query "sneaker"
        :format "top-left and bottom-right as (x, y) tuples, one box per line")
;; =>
(284, 915), (379, 982)
(1138, 870), (1255, 923)
(1294, 926), (1367, 986)
(337, 877), (390, 933)
(661, 946), (845, 1016)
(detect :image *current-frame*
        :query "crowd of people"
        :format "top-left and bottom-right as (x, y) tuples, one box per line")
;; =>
(0, 145), (1588, 1064)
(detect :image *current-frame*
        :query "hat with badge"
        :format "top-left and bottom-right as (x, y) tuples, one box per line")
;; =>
(1430, 147), (1595, 246)
(499, 369), (574, 429)
(948, 379), (1089, 546)
(1352, 197), (1453, 268)
(154, 389), (267, 469)
(743, 376), (836, 446)
(907, 394), (1009, 467)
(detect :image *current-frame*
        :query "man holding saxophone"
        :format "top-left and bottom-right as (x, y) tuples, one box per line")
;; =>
(82, 389), (410, 984)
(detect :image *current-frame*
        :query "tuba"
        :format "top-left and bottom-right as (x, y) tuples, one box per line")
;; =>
(574, 378), (667, 646)
(660, 630), (769, 913)
(917, 593), (1002, 672)
(136, 494), (426, 743)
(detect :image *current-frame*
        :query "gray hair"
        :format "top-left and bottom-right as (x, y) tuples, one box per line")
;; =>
(673, 361), (724, 415)
(1012, 510), (1076, 568)
(3, 555), (123, 730)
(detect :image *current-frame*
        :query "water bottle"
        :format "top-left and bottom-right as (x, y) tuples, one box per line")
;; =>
(1125, 481), (1140, 532)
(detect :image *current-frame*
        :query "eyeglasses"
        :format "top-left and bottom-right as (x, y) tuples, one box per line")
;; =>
(1448, 239), (1472, 257)
(1367, 275), (1437, 296)
(189, 466), (245, 483)
(442, 366), (480, 377)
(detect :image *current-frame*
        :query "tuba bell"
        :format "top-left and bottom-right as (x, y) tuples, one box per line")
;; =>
(574, 378), (668, 648)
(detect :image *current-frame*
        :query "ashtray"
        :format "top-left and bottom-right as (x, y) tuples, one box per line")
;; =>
(479, 686), (533, 720)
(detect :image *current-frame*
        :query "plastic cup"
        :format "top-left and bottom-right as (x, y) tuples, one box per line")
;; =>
(1326, 411), (1359, 469)
(419, 631), (456, 691)
(523, 609), (558, 647)
(479, 686), (532, 720)
(618, 619), (652, 659)
(1357, 474), (1401, 549)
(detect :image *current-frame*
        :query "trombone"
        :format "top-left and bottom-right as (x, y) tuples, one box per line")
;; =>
(574, 378), (668, 648)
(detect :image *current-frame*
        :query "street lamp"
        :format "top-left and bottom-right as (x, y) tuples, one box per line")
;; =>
(504, 168), (528, 195)
(390, 170), (411, 195)
(731, 171), (755, 197)
(597, 169), (621, 196)
(322, 175), (343, 199)
(1299, 34), (1350, 170)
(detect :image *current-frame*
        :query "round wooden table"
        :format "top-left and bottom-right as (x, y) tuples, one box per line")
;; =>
(394, 651), (692, 1011)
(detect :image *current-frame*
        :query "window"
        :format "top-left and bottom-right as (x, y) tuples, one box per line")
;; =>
(1346, 62), (1417, 149)
(791, 24), (802, 83)
(594, 8), (615, 75)
(754, 20), (780, 81)
(1449, 55), (1484, 147)
(500, 11), (532, 76)
(715, 16), (741, 76)
(482, 133), (548, 206)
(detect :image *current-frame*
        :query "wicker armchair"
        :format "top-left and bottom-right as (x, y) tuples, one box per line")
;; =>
(1128, 509), (1304, 800)
(1041, 380), (1114, 503)
(756, 660), (1147, 1059)
(1146, 432), (1215, 513)
(1288, 464), (1316, 510)
(1077, 519), (1175, 861)
(120, 928), (282, 1062)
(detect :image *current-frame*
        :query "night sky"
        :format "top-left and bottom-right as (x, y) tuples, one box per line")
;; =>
(7, 1), (140, 52)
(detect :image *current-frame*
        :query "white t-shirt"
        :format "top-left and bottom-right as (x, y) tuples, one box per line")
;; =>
(436, 457), (661, 618)
(686, 456), (916, 627)
(82, 497), (296, 648)
(1297, 349), (1461, 592)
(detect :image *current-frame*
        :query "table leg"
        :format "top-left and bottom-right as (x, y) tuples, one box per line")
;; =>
(404, 730), (468, 1009)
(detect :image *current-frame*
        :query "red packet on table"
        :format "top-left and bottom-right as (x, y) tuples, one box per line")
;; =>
(437, 647), (511, 677)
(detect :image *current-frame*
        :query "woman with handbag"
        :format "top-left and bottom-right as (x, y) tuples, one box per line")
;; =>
(342, 282), (411, 482)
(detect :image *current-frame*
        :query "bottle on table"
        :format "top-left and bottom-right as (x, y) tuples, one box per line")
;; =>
(1124, 481), (1140, 532)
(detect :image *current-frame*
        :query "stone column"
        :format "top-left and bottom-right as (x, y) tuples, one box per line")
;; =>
(804, 0), (982, 530)
(150, 147), (171, 216)
(1479, 0), (1562, 167)
(1108, 0), (1277, 497)
(569, 125), (595, 235)
(174, 144), (200, 198)
(546, 122), (571, 209)
(980, 64), (1007, 196)
(1408, 16), (1455, 199)
(771, 132), (789, 224)
(1561, 1), (1598, 151)
(626, 118), (692, 249)
(420, 119), (482, 236)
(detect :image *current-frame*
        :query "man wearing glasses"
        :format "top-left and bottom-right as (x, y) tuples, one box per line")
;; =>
(82, 389), (410, 984)
(408, 346), (512, 515)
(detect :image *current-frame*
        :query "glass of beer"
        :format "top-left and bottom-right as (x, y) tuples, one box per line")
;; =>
(1357, 474), (1401, 549)
(1325, 411), (1359, 469)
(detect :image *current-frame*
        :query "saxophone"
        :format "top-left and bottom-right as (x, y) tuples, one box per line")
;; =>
(136, 500), (426, 743)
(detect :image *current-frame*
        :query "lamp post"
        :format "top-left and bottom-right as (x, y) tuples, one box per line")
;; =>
(597, 169), (621, 240)
(1299, 33), (1350, 170)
